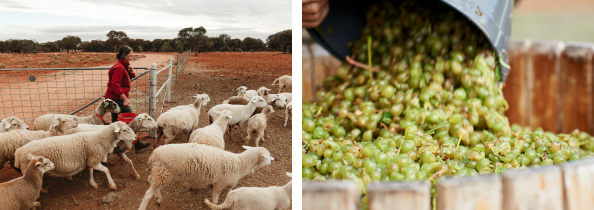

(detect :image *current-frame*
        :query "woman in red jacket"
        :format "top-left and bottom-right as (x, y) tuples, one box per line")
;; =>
(105, 45), (150, 150)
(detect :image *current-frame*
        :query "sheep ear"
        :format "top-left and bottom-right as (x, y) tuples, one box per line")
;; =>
(265, 154), (275, 161)
(227, 114), (232, 120)
(27, 153), (36, 161)
(286, 172), (292, 178)
(113, 123), (121, 133)
(4, 122), (10, 129)
(242, 145), (251, 150)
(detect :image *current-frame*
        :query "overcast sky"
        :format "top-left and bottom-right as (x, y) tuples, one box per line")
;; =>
(0, 0), (292, 43)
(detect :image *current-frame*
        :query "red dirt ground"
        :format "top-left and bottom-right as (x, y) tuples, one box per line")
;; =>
(0, 52), (293, 209)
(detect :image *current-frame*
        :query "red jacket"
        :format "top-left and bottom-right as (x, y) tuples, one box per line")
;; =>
(105, 59), (136, 99)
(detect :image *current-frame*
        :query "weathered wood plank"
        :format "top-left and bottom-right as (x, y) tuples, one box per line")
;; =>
(559, 44), (593, 133)
(562, 158), (594, 210)
(368, 181), (431, 210)
(436, 175), (502, 210)
(302, 181), (360, 210)
(502, 166), (564, 210)
(528, 41), (563, 133)
(504, 40), (530, 127)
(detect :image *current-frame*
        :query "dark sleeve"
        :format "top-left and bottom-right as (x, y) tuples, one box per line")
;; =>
(128, 69), (136, 79)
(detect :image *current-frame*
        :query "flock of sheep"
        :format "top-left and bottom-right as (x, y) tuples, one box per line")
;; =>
(0, 75), (293, 210)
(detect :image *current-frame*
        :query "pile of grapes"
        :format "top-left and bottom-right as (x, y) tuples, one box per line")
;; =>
(302, 0), (594, 208)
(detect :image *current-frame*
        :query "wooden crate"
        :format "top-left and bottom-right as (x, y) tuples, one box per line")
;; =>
(436, 175), (502, 210)
(368, 182), (430, 210)
(302, 181), (360, 210)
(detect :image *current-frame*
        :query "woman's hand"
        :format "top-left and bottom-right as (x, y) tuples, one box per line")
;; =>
(123, 98), (131, 106)
(303, 0), (329, 28)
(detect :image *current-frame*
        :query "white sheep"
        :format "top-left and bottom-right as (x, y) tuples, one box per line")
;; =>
(208, 96), (268, 133)
(257, 87), (292, 104)
(33, 98), (121, 130)
(138, 144), (274, 209)
(272, 75), (292, 93)
(189, 110), (233, 149)
(204, 172), (292, 210)
(0, 116), (78, 170)
(284, 101), (292, 127)
(14, 121), (136, 190)
(63, 113), (157, 180)
(0, 116), (29, 133)
(156, 94), (210, 146)
(223, 94), (288, 111)
(235, 86), (248, 96)
(0, 154), (55, 210)
(244, 106), (274, 147)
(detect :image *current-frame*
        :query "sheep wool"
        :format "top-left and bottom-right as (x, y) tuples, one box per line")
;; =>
(272, 75), (292, 93)
(0, 154), (55, 210)
(138, 144), (274, 210)
(0, 116), (78, 170)
(244, 105), (274, 147)
(14, 121), (136, 190)
(0, 116), (29, 133)
(208, 96), (268, 132)
(204, 172), (292, 210)
(33, 98), (120, 131)
(156, 93), (210, 146)
(189, 110), (233, 149)
(284, 101), (292, 127)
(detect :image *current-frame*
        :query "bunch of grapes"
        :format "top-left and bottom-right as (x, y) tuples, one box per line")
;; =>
(302, 1), (594, 208)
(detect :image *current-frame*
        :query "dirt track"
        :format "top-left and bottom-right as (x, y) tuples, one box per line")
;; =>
(0, 52), (293, 209)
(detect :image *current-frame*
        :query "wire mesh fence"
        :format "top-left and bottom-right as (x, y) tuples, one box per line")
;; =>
(0, 67), (150, 126)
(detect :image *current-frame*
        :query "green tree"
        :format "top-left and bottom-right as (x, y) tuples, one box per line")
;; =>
(106, 30), (129, 52)
(241, 37), (265, 52)
(227, 38), (241, 52)
(266, 29), (292, 53)
(61, 35), (82, 53)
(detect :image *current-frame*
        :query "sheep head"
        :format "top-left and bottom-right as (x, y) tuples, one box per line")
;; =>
(192, 94), (211, 106)
(236, 86), (248, 95)
(102, 99), (121, 113)
(113, 121), (136, 142)
(263, 105), (274, 115)
(50, 116), (78, 132)
(135, 113), (157, 130)
(257, 87), (271, 96)
(27, 154), (55, 174)
(249, 96), (268, 108)
(242, 146), (274, 168)
(2, 116), (29, 131)
(272, 95), (288, 109)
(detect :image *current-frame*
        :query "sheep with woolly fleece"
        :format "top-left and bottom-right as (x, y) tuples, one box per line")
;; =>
(0, 154), (55, 210)
(189, 110), (233, 149)
(284, 101), (292, 127)
(33, 97), (120, 130)
(257, 87), (292, 104)
(156, 94), (210, 146)
(0, 116), (29, 133)
(63, 113), (156, 180)
(235, 86), (247, 96)
(208, 96), (268, 133)
(223, 94), (288, 112)
(244, 105), (274, 147)
(138, 144), (274, 209)
(204, 172), (292, 210)
(0, 116), (77, 170)
(14, 121), (136, 190)
(272, 75), (292, 93)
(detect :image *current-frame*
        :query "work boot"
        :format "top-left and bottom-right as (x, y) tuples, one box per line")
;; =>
(134, 141), (150, 150)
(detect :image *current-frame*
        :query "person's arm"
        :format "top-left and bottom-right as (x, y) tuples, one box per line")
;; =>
(127, 65), (136, 79)
(109, 67), (130, 106)
(303, 0), (329, 28)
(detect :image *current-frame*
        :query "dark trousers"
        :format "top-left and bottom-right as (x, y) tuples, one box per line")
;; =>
(111, 99), (133, 122)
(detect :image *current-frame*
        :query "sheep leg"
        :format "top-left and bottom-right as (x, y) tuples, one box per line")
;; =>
(91, 163), (117, 190)
(264, 129), (269, 140)
(244, 129), (251, 145)
(154, 186), (164, 205)
(119, 152), (140, 180)
(32, 201), (40, 208)
(89, 168), (98, 189)
(139, 186), (155, 210)
(211, 183), (226, 204)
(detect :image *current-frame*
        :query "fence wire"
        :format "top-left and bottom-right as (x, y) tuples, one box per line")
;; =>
(0, 67), (150, 126)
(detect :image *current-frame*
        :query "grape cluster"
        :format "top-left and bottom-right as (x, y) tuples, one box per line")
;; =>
(302, 1), (594, 208)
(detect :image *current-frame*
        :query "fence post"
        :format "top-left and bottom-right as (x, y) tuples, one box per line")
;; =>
(175, 55), (179, 85)
(149, 63), (157, 137)
(167, 57), (173, 102)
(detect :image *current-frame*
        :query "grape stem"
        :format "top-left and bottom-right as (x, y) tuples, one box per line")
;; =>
(427, 169), (445, 182)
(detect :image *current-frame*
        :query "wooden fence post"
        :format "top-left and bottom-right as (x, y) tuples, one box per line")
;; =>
(436, 175), (502, 210)
(368, 182), (430, 210)
(502, 166), (564, 210)
(562, 158), (594, 210)
(302, 181), (360, 210)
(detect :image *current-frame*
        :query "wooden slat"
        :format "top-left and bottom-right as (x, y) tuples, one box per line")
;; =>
(562, 158), (594, 210)
(303, 44), (315, 101)
(502, 166), (564, 210)
(436, 175), (502, 210)
(560, 44), (593, 133)
(504, 40), (530, 127)
(528, 41), (563, 133)
(302, 44), (342, 102)
(302, 181), (360, 210)
(368, 181), (431, 210)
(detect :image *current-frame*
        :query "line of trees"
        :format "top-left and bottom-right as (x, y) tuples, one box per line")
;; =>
(0, 27), (291, 54)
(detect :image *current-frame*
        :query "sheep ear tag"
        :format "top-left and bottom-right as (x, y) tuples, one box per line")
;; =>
(104, 101), (109, 107)
(252, 98), (257, 103)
